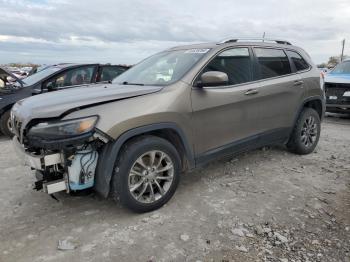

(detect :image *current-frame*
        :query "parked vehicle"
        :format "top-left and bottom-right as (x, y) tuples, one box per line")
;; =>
(318, 67), (329, 73)
(10, 70), (29, 80)
(0, 63), (129, 137)
(11, 38), (324, 212)
(324, 59), (350, 114)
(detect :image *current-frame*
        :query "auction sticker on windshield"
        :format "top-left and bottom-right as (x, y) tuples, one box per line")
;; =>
(184, 49), (210, 54)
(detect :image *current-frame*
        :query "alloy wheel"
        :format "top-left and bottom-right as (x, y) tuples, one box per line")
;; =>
(128, 150), (174, 204)
(300, 116), (317, 148)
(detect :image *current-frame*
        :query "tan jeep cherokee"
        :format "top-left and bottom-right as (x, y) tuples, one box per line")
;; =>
(11, 38), (325, 212)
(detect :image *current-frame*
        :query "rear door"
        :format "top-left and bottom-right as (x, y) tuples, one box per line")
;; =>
(252, 47), (305, 134)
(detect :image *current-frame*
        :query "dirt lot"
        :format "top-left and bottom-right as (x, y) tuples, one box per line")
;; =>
(0, 115), (349, 262)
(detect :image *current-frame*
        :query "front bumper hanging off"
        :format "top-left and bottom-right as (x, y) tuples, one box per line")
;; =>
(12, 137), (63, 169)
(12, 137), (69, 194)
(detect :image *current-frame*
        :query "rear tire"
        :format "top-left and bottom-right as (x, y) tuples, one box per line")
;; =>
(112, 136), (181, 213)
(0, 110), (13, 138)
(287, 108), (321, 155)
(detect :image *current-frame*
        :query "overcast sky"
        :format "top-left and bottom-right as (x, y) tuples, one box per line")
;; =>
(0, 0), (349, 65)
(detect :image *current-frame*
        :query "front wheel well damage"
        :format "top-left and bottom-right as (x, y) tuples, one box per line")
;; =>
(94, 124), (194, 198)
(120, 129), (190, 171)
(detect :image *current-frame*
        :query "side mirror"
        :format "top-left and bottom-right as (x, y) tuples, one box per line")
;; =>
(198, 71), (228, 87)
(46, 82), (57, 92)
(32, 84), (43, 95)
(32, 89), (42, 95)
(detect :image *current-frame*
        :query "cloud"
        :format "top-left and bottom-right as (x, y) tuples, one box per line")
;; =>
(0, 0), (349, 64)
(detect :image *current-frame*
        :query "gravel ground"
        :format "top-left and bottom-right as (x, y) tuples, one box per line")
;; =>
(0, 115), (349, 262)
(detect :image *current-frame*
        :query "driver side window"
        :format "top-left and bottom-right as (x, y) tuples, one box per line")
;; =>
(202, 47), (253, 86)
(44, 66), (95, 91)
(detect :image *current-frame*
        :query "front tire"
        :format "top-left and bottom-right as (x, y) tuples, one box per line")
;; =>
(287, 108), (321, 155)
(0, 110), (13, 138)
(112, 136), (181, 213)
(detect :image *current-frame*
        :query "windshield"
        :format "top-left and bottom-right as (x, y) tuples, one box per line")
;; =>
(23, 66), (61, 86)
(113, 49), (210, 86)
(331, 61), (350, 74)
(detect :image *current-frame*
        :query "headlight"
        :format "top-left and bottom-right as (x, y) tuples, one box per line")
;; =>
(28, 116), (98, 140)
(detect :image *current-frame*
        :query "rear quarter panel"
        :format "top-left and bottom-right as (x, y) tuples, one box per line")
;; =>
(303, 68), (323, 98)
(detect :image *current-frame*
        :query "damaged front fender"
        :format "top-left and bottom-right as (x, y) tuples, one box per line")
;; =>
(93, 122), (195, 198)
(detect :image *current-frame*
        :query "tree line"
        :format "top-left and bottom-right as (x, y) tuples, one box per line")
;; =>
(317, 55), (348, 68)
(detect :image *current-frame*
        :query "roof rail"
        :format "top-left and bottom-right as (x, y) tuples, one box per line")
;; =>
(218, 38), (292, 45)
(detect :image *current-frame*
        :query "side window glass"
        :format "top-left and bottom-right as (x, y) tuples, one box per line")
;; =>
(44, 66), (95, 90)
(254, 48), (291, 79)
(97, 66), (127, 82)
(286, 50), (310, 71)
(202, 47), (252, 85)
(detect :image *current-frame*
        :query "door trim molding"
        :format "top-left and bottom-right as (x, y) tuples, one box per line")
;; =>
(195, 127), (291, 166)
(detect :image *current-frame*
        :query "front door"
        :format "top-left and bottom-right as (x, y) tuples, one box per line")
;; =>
(191, 47), (264, 158)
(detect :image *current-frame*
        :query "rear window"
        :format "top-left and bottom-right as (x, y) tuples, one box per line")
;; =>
(286, 50), (310, 71)
(254, 48), (291, 79)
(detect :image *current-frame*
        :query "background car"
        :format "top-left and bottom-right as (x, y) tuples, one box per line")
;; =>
(9, 70), (28, 80)
(324, 59), (350, 114)
(0, 63), (129, 137)
(318, 67), (329, 73)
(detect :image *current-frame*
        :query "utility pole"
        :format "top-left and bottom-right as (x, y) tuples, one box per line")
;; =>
(340, 39), (346, 62)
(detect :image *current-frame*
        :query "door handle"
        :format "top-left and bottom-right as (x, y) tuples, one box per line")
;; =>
(293, 80), (304, 86)
(244, 89), (259, 95)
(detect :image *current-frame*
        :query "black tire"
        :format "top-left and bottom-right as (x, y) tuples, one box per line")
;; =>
(0, 110), (13, 138)
(112, 135), (181, 213)
(287, 108), (321, 155)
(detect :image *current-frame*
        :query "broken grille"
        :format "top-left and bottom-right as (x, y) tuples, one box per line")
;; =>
(325, 82), (350, 105)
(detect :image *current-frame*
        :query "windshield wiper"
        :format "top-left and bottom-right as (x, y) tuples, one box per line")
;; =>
(121, 81), (144, 86)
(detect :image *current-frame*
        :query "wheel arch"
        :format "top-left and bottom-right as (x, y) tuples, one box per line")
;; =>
(294, 96), (325, 124)
(303, 97), (324, 120)
(288, 96), (324, 143)
(0, 103), (14, 117)
(94, 122), (195, 198)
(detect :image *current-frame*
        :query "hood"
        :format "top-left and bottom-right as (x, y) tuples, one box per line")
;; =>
(324, 73), (350, 84)
(11, 83), (163, 130)
(0, 67), (25, 87)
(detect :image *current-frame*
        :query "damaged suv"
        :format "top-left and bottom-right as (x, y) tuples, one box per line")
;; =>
(12, 38), (325, 212)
